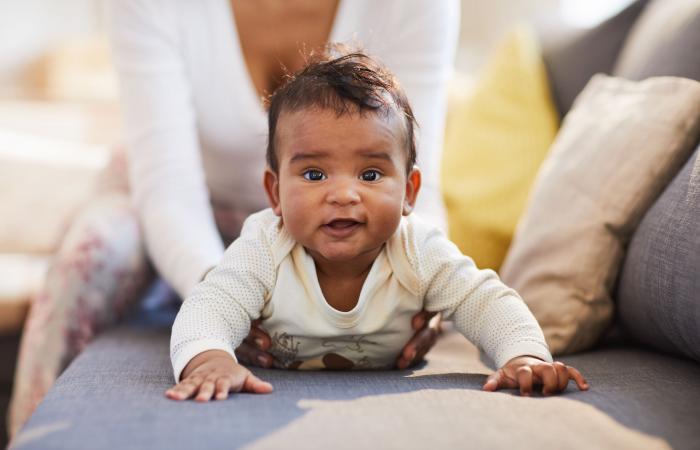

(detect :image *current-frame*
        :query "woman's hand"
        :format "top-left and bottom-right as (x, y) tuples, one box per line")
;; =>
(165, 350), (272, 402)
(396, 311), (443, 369)
(238, 312), (442, 370)
(234, 320), (275, 368)
(482, 356), (588, 396)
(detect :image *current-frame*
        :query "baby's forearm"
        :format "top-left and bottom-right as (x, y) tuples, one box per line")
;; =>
(181, 349), (237, 381)
(450, 292), (552, 368)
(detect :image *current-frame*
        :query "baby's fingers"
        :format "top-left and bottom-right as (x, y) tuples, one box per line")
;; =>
(243, 372), (273, 394)
(195, 376), (217, 402)
(553, 362), (570, 391)
(166, 374), (204, 401)
(215, 377), (232, 400)
(567, 365), (589, 391)
(532, 363), (558, 395)
(483, 369), (517, 392)
(228, 368), (273, 395)
(483, 371), (500, 391)
(516, 366), (534, 396)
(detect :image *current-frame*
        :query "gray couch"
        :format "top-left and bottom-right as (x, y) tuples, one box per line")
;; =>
(10, 1), (700, 448)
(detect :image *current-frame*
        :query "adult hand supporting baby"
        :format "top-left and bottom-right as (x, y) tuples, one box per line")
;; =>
(235, 320), (275, 368)
(482, 356), (589, 396)
(396, 311), (442, 369)
(235, 312), (442, 370)
(166, 350), (273, 402)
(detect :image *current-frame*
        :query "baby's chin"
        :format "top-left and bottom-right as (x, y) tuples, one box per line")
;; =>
(307, 243), (382, 265)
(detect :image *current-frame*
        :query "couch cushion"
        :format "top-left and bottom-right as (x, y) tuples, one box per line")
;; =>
(0, 255), (48, 335)
(616, 144), (700, 361)
(0, 128), (110, 254)
(14, 324), (700, 450)
(500, 75), (700, 355)
(613, 0), (700, 82)
(540, 0), (648, 117)
(441, 25), (558, 271)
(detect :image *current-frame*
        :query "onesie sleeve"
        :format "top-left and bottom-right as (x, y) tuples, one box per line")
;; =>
(105, 0), (224, 299)
(373, 0), (460, 231)
(169, 212), (278, 382)
(411, 218), (553, 368)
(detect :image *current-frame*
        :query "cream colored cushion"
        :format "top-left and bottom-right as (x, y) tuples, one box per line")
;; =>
(0, 128), (110, 254)
(500, 75), (700, 355)
(0, 255), (49, 334)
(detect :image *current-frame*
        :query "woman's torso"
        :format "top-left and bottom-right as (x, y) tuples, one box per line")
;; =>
(230, 0), (339, 98)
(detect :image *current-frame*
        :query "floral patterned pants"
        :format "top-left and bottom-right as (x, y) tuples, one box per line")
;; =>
(7, 151), (153, 439)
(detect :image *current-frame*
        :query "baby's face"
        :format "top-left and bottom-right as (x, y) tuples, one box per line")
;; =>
(264, 107), (420, 266)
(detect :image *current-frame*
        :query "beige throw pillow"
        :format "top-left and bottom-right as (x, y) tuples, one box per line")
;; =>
(500, 74), (700, 355)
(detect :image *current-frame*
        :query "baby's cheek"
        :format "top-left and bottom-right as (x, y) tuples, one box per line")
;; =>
(280, 185), (309, 214)
(372, 199), (403, 236)
(281, 207), (307, 238)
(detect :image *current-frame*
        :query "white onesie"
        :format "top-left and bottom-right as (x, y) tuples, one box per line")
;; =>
(170, 209), (552, 381)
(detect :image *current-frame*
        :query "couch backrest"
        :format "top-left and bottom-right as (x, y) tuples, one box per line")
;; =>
(613, 0), (700, 81)
(540, 0), (648, 118)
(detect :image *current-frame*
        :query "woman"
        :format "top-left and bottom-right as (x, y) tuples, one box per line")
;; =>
(9, 0), (458, 438)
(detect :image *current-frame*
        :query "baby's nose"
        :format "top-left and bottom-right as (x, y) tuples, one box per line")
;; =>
(326, 179), (361, 205)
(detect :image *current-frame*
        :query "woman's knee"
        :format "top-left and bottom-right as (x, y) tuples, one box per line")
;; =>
(42, 193), (151, 317)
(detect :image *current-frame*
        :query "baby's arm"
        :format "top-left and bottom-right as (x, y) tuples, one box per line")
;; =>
(417, 224), (587, 395)
(168, 212), (277, 400)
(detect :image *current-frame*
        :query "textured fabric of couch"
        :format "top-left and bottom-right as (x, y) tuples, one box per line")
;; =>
(617, 144), (700, 361)
(10, 321), (700, 450)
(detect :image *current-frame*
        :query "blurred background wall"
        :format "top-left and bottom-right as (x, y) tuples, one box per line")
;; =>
(0, 0), (635, 100)
(0, 0), (107, 99)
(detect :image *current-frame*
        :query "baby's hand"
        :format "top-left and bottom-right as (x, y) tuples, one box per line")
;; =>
(165, 349), (273, 402)
(482, 356), (588, 396)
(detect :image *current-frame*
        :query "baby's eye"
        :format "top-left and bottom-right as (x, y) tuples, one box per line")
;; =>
(360, 169), (382, 182)
(303, 169), (326, 181)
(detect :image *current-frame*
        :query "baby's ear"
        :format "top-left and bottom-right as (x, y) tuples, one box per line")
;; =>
(403, 166), (422, 215)
(263, 168), (282, 216)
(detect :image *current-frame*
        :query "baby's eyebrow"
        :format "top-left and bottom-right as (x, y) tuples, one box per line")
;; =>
(289, 151), (329, 164)
(288, 150), (393, 164)
(361, 151), (393, 162)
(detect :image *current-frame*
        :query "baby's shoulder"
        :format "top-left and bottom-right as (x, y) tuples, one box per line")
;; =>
(240, 209), (280, 237)
(394, 214), (449, 257)
(385, 214), (452, 293)
(240, 209), (295, 266)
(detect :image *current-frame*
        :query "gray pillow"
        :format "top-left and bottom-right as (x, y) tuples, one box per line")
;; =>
(613, 0), (700, 81)
(616, 144), (700, 361)
(539, 0), (648, 118)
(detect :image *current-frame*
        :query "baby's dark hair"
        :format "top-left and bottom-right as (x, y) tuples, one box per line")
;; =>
(266, 47), (417, 173)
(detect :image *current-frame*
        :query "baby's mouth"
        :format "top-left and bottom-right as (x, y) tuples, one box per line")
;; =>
(325, 219), (361, 229)
(322, 218), (363, 237)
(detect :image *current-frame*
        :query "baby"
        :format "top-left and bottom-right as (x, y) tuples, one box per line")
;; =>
(166, 50), (588, 402)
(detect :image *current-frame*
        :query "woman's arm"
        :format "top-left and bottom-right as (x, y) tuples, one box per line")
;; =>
(373, 0), (460, 231)
(106, 0), (224, 298)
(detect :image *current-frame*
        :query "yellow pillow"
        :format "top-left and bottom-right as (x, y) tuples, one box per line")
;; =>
(441, 24), (559, 271)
